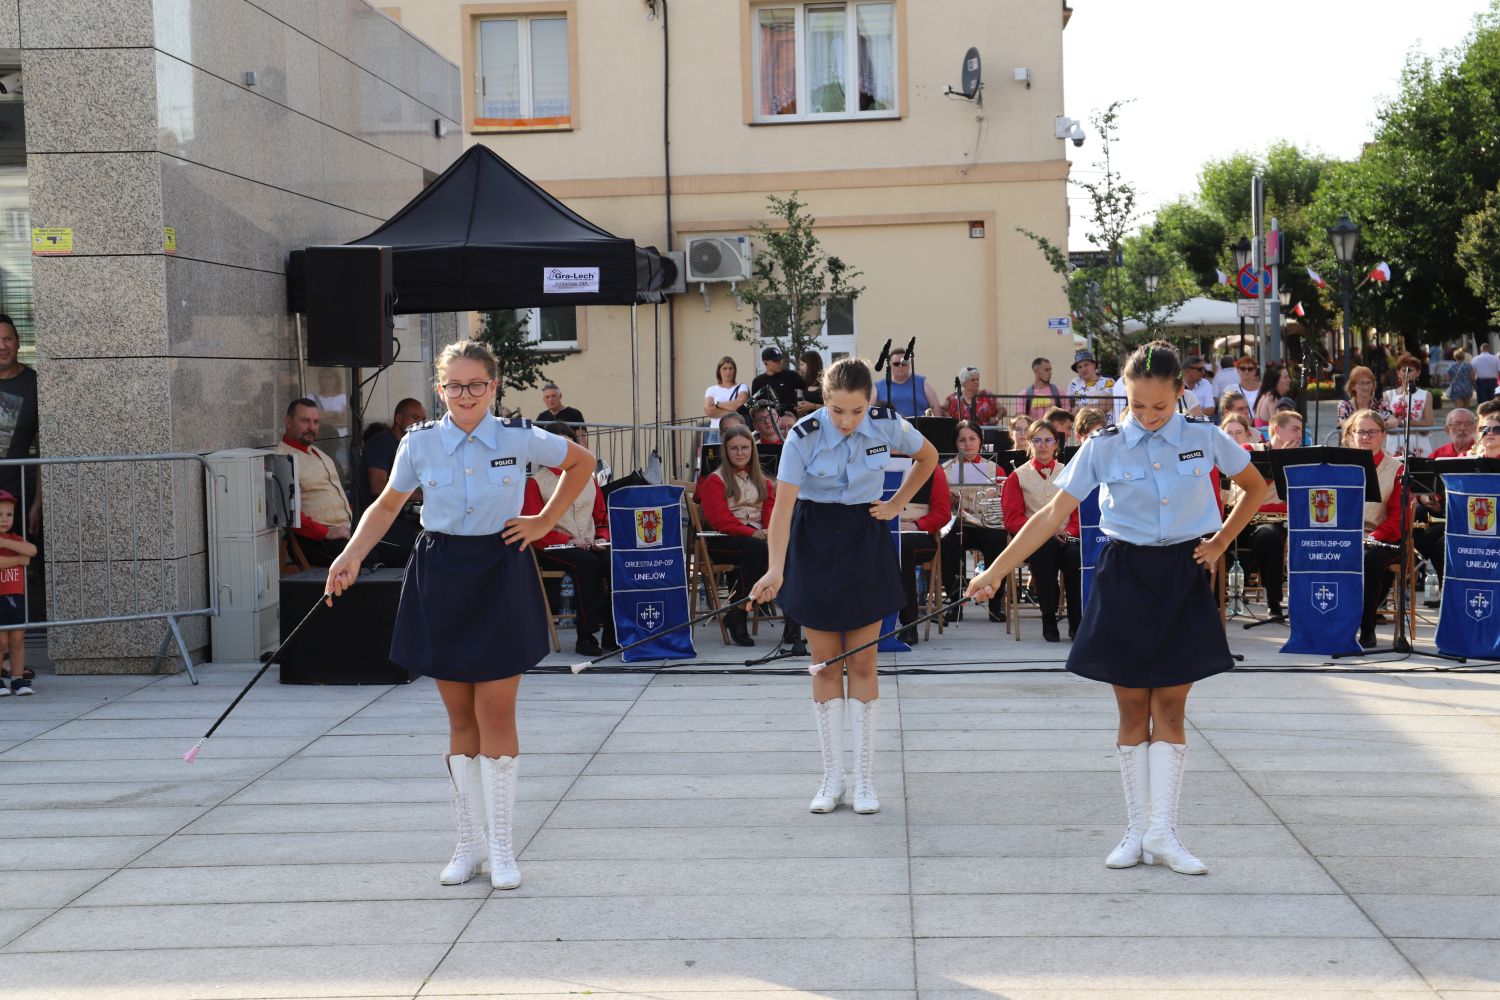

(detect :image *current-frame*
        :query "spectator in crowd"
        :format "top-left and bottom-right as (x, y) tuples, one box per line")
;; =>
(942, 420), (1007, 625)
(776, 410), (797, 440)
(1008, 413), (1032, 446)
(1383, 353), (1436, 457)
(1002, 418), (1081, 642)
(1338, 364), (1391, 427)
(1220, 389), (1252, 424)
(895, 458), (951, 645)
(1020, 357), (1064, 420)
(1344, 409), (1406, 648)
(943, 366), (1005, 425)
(1211, 353), (1240, 398)
(696, 425), (777, 647)
(277, 398), (354, 566)
(1073, 406), (1111, 440)
(1430, 408), (1477, 459)
(1254, 363), (1293, 427)
(751, 404), (783, 446)
(1472, 343), (1500, 403)
(797, 351), (824, 413)
(1221, 412), (1256, 447)
(703, 356), (750, 443)
(1066, 349), (1114, 407)
(1233, 357), (1264, 414)
(524, 423), (616, 657)
(1448, 349), (1476, 409)
(536, 383), (588, 448)
(313, 368), (350, 441)
(751, 346), (807, 414)
(718, 411), (748, 433)
(363, 397), (427, 502)
(0, 490), (36, 697)
(1182, 355), (1215, 416)
(1045, 407), (1075, 447)
(874, 346), (941, 417)
(0, 316), (39, 538)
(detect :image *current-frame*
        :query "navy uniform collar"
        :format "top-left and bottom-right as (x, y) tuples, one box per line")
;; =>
(437, 412), (499, 455)
(1119, 411), (1186, 448)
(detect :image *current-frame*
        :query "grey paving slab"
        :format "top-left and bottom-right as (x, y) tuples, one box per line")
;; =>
(522, 825), (910, 860)
(911, 893), (1381, 937)
(265, 751), (591, 779)
(0, 757), (281, 783)
(900, 747), (1231, 772)
(0, 736), (311, 760)
(222, 775), (574, 805)
(1292, 824), (1500, 857)
(4, 779), (248, 808)
(1320, 857), (1500, 895)
(0, 943), (451, 999)
(909, 855), (1343, 895)
(544, 797), (909, 829)
(459, 893), (912, 942)
(1396, 938), (1500, 990)
(906, 823), (1304, 858)
(1355, 894), (1500, 938)
(179, 801), (552, 835)
(1264, 795), (1500, 825)
(74, 862), (494, 906)
(468, 857), (911, 897)
(563, 773), (904, 801)
(128, 830), (462, 867)
(0, 834), (163, 871)
(0, 805), (210, 837)
(1220, 748), (1500, 773)
(0, 869), (115, 909)
(583, 750), (826, 774)
(600, 729), (904, 752)
(0, 909), (54, 947)
(422, 938), (916, 993)
(905, 789), (1277, 826)
(1240, 771), (1500, 796)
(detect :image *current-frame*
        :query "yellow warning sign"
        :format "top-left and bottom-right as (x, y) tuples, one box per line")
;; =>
(31, 227), (74, 255)
(164, 226), (177, 255)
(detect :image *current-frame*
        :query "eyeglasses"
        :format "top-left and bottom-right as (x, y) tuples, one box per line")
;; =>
(1236, 366), (1257, 373)
(1353, 428), (1384, 438)
(1030, 437), (1058, 446)
(891, 359), (909, 367)
(441, 380), (493, 398)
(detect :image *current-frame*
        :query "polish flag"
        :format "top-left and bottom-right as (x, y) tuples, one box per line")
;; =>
(1215, 268), (1230, 286)
(1293, 302), (1306, 318)
(1369, 262), (1392, 282)
(1306, 266), (1327, 288)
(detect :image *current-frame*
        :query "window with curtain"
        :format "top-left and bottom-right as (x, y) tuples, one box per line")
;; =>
(475, 15), (571, 128)
(752, 2), (897, 123)
(520, 307), (579, 351)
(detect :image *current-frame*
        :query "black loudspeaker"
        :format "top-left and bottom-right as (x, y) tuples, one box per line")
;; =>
(305, 244), (394, 367)
(278, 568), (410, 685)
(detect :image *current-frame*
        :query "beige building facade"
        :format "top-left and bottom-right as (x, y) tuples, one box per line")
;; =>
(382, 0), (1073, 462)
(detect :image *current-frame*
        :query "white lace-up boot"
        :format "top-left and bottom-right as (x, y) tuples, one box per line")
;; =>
(438, 754), (488, 885)
(1141, 741), (1208, 875)
(849, 698), (880, 814)
(1104, 741), (1150, 868)
(478, 755), (522, 889)
(809, 698), (846, 813)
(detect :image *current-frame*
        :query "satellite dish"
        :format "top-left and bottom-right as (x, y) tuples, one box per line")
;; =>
(960, 47), (981, 100)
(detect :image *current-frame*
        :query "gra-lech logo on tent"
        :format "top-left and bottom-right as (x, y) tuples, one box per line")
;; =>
(634, 508), (663, 547)
(1467, 589), (1494, 622)
(1310, 489), (1336, 525)
(1312, 581), (1339, 614)
(1467, 496), (1497, 535)
(636, 600), (665, 632)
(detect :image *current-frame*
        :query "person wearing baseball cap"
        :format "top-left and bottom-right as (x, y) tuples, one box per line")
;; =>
(1181, 355), (1215, 415)
(1066, 349), (1115, 407)
(751, 344), (808, 414)
(0, 489), (36, 696)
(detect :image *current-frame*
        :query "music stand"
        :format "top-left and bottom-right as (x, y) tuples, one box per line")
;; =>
(993, 450), (1030, 473)
(1059, 444), (1081, 465)
(912, 416), (958, 455)
(1230, 451), (1284, 627)
(982, 427), (1013, 454)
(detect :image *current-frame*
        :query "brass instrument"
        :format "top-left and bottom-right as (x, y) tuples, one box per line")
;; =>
(952, 484), (1005, 529)
(1249, 511), (1288, 526)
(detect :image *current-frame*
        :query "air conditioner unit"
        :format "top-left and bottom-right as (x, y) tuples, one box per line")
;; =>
(662, 250), (686, 295)
(685, 235), (751, 283)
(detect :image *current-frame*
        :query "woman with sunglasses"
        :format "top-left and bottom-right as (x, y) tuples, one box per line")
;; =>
(999, 419), (1080, 642)
(1468, 405), (1500, 458)
(325, 340), (594, 891)
(1344, 409), (1407, 649)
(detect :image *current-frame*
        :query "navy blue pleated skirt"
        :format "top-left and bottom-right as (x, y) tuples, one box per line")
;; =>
(390, 531), (550, 682)
(779, 500), (905, 632)
(1066, 537), (1233, 689)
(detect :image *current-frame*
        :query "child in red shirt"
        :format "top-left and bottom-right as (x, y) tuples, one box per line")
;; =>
(0, 490), (37, 696)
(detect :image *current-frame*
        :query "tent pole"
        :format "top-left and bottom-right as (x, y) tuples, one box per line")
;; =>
(631, 304), (640, 471)
(653, 303), (663, 468)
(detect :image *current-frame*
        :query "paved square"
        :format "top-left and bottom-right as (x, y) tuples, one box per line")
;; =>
(2, 614), (1498, 998)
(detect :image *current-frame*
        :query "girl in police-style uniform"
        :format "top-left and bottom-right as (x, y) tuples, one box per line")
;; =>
(326, 340), (593, 891)
(968, 342), (1267, 875)
(751, 358), (939, 816)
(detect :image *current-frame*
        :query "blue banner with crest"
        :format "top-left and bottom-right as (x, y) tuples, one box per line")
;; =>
(608, 484), (695, 662)
(1436, 473), (1500, 659)
(1281, 463), (1365, 655)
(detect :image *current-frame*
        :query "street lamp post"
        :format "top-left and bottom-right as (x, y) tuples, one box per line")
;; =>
(1327, 215), (1360, 385)
(1144, 269), (1160, 339)
(1232, 237), (1252, 357)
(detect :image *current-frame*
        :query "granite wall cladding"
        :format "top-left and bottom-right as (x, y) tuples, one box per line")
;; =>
(24, 0), (461, 672)
(0, 1), (18, 47)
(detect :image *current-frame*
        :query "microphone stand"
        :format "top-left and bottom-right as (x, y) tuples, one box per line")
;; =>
(1364, 376), (1417, 655)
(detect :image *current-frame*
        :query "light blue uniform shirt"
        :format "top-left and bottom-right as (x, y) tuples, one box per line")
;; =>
(1054, 412), (1249, 546)
(389, 413), (569, 535)
(777, 405), (927, 504)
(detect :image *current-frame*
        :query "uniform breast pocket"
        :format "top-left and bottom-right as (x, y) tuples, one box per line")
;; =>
(806, 453), (841, 480)
(486, 462), (520, 488)
(418, 467), (454, 490)
(1176, 460), (1208, 480)
(863, 450), (892, 472)
(1103, 464), (1147, 484)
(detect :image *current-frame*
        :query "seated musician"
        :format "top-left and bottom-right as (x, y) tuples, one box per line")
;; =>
(896, 456), (952, 644)
(1345, 409), (1406, 649)
(1001, 419), (1081, 642)
(696, 425), (779, 648)
(941, 420), (1007, 624)
(1221, 412), (1258, 448)
(1411, 408), (1475, 594)
(1231, 410), (1302, 621)
(1073, 406), (1110, 441)
(524, 423), (616, 657)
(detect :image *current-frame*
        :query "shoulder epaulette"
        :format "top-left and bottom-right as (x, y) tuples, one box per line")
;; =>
(868, 405), (897, 419)
(1184, 414), (1213, 423)
(499, 416), (533, 429)
(1097, 424), (1122, 436)
(791, 416), (820, 439)
(407, 419), (438, 433)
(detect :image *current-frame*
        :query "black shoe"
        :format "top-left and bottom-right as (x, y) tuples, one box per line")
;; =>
(1267, 606), (1285, 622)
(1359, 628), (1378, 649)
(790, 640), (809, 656)
(944, 606), (963, 624)
(989, 609), (1006, 623)
(898, 627), (918, 645)
(725, 608), (754, 647)
(601, 634), (621, 653)
(575, 636), (604, 657)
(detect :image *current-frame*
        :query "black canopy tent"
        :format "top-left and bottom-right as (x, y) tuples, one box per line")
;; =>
(287, 144), (676, 469)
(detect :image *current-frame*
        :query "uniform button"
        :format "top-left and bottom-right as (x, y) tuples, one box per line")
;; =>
(1153, 462), (1161, 470)
(469, 436), (477, 442)
(1124, 472), (1132, 480)
(466, 507), (474, 514)
(503, 476), (513, 485)
(427, 479), (436, 486)
(1161, 498), (1170, 506)
(465, 468), (473, 475)
(1194, 468), (1202, 476)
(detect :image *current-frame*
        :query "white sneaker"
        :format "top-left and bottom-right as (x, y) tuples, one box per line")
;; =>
(10, 678), (30, 697)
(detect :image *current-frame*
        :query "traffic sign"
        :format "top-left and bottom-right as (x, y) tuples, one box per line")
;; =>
(1236, 299), (1265, 318)
(1047, 317), (1071, 330)
(1236, 264), (1271, 298)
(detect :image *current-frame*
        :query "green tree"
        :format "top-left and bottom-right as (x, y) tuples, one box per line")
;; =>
(478, 310), (552, 413)
(731, 192), (864, 360)
(1458, 180), (1500, 326)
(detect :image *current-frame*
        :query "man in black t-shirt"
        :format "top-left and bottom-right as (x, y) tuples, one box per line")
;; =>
(750, 346), (806, 413)
(535, 383), (587, 448)
(0, 317), (38, 537)
(361, 397), (427, 504)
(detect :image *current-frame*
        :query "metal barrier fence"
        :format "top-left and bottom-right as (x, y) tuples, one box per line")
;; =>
(0, 454), (217, 684)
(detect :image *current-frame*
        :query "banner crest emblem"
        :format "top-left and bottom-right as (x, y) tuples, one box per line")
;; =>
(1310, 489), (1336, 525)
(1311, 580), (1338, 614)
(1468, 496), (1496, 535)
(634, 508), (663, 547)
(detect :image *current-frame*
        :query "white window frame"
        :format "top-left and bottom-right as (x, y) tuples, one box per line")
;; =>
(755, 296), (856, 373)
(520, 307), (579, 352)
(474, 14), (570, 128)
(751, 2), (899, 124)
